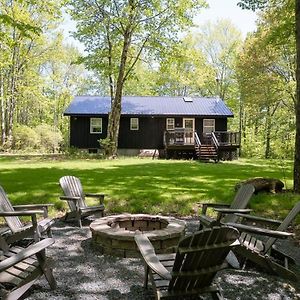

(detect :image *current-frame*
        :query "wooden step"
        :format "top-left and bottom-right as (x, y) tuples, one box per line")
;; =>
(196, 144), (218, 161)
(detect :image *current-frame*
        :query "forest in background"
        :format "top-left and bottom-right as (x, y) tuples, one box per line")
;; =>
(0, 0), (295, 159)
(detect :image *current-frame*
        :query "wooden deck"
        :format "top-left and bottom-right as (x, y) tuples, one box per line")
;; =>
(164, 130), (240, 160)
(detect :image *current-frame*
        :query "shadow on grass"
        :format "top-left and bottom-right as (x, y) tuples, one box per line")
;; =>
(0, 158), (297, 217)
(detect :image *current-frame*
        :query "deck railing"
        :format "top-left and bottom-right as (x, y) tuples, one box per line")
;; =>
(164, 128), (194, 146)
(211, 132), (220, 149)
(194, 132), (201, 147)
(164, 130), (240, 147)
(212, 131), (240, 146)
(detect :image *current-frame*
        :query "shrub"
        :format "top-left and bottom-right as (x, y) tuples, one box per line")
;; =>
(12, 125), (39, 151)
(35, 124), (63, 153)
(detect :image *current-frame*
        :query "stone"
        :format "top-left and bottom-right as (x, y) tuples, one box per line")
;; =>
(90, 214), (186, 257)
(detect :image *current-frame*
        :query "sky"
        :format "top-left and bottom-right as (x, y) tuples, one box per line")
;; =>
(195, 0), (258, 37)
(62, 0), (258, 50)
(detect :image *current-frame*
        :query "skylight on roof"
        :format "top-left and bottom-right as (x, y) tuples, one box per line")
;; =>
(183, 97), (193, 102)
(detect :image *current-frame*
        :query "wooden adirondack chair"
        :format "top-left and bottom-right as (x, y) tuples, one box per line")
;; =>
(59, 176), (105, 228)
(227, 201), (300, 281)
(135, 226), (240, 300)
(199, 184), (255, 229)
(0, 234), (56, 300)
(0, 186), (55, 244)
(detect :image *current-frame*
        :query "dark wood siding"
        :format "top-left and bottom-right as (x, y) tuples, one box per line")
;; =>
(195, 118), (227, 133)
(69, 115), (228, 149)
(70, 116), (108, 148)
(118, 116), (165, 148)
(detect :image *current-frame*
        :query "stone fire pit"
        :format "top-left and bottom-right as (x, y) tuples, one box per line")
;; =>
(90, 214), (186, 258)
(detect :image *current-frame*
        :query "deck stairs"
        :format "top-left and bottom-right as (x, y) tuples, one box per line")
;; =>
(195, 144), (218, 161)
(195, 133), (219, 162)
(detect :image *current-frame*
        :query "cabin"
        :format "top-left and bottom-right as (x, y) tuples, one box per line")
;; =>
(64, 95), (240, 160)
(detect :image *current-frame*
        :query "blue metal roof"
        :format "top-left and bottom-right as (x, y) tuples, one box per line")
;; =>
(64, 96), (234, 117)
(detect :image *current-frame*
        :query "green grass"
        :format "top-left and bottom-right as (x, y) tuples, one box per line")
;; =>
(0, 156), (299, 223)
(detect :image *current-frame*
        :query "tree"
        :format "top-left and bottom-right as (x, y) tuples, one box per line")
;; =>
(238, 0), (300, 192)
(237, 32), (294, 159)
(155, 33), (213, 96)
(69, 0), (206, 157)
(195, 19), (242, 101)
(0, 0), (62, 148)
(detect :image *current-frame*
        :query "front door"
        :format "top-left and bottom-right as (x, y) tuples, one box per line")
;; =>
(183, 118), (195, 144)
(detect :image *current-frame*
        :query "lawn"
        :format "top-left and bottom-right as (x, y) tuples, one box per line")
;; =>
(0, 156), (299, 223)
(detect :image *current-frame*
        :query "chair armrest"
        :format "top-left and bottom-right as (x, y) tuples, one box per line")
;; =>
(198, 202), (230, 215)
(135, 233), (172, 280)
(226, 222), (293, 239)
(0, 210), (44, 217)
(0, 238), (55, 272)
(234, 213), (282, 225)
(0, 210), (44, 229)
(14, 204), (54, 218)
(85, 193), (105, 198)
(214, 208), (252, 221)
(85, 193), (105, 204)
(59, 196), (80, 202)
(214, 208), (252, 214)
(13, 204), (54, 209)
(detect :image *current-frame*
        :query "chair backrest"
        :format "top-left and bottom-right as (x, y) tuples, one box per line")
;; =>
(59, 176), (86, 210)
(0, 186), (23, 233)
(264, 201), (300, 253)
(223, 184), (255, 223)
(168, 226), (239, 292)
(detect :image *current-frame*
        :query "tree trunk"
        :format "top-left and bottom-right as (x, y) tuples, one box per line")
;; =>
(106, 29), (132, 157)
(0, 71), (6, 146)
(265, 106), (271, 159)
(294, 0), (300, 192)
(6, 43), (19, 148)
(238, 94), (244, 156)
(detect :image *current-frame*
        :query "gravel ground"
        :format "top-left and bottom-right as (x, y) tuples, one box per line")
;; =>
(25, 217), (300, 300)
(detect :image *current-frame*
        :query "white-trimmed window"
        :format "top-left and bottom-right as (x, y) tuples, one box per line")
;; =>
(90, 118), (102, 133)
(130, 118), (139, 130)
(166, 118), (175, 130)
(203, 119), (215, 133)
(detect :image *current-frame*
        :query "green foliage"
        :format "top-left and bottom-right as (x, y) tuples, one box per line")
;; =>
(154, 33), (214, 96)
(0, 0), (91, 151)
(196, 19), (243, 101)
(98, 138), (114, 157)
(236, 1), (295, 159)
(237, 0), (268, 11)
(68, 0), (207, 156)
(12, 125), (39, 151)
(11, 124), (63, 153)
(35, 124), (63, 153)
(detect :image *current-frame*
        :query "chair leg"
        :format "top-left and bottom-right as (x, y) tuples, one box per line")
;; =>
(78, 217), (82, 228)
(34, 228), (42, 242)
(211, 291), (223, 300)
(144, 264), (149, 289)
(47, 228), (53, 238)
(43, 266), (57, 289)
(75, 211), (82, 228)
(242, 258), (248, 270)
(36, 251), (57, 290)
(198, 222), (203, 231)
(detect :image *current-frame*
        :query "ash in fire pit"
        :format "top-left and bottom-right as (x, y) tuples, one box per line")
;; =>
(90, 214), (186, 258)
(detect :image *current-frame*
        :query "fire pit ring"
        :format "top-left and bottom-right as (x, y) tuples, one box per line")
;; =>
(90, 214), (186, 258)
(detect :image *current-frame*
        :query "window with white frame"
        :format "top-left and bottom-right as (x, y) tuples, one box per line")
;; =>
(90, 118), (102, 133)
(203, 119), (215, 133)
(130, 118), (139, 130)
(166, 118), (175, 130)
